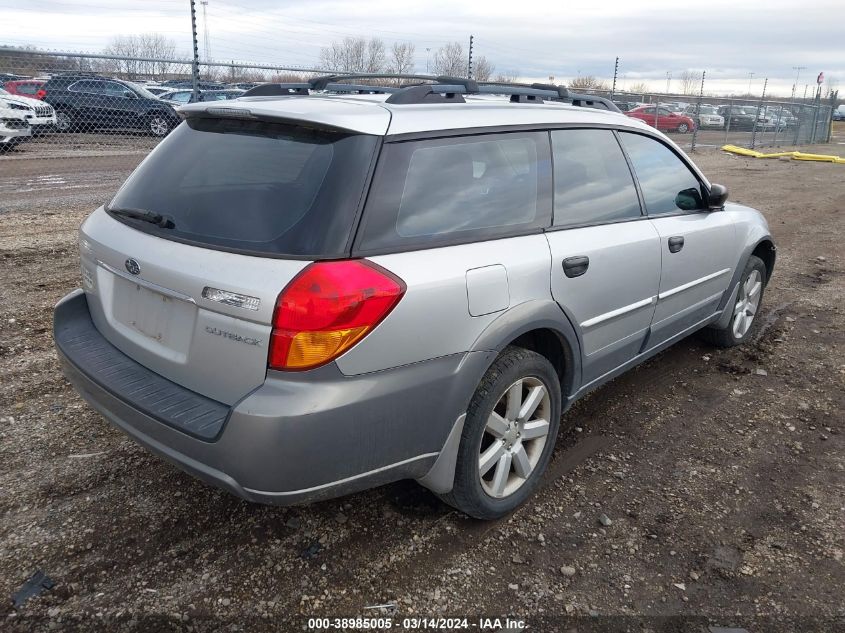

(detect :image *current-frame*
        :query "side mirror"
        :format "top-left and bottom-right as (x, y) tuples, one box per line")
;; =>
(708, 183), (729, 209)
(123, 90), (137, 99)
(675, 187), (704, 211)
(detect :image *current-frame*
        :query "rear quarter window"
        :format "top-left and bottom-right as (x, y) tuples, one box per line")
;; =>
(356, 131), (552, 253)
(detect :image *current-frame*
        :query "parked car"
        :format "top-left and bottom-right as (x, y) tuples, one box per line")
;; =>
(717, 105), (758, 131)
(144, 86), (171, 97)
(682, 104), (724, 129)
(158, 89), (245, 104)
(833, 105), (845, 121)
(4, 79), (46, 99)
(227, 82), (261, 90)
(0, 105), (30, 150)
(0, 88), (56, 134)
(54, 78), (775, 520)
(626, 105), (696, 133)
(160, 79), (226, 90)
(612, 101), (638, 112)
(40, 74), (181, 136)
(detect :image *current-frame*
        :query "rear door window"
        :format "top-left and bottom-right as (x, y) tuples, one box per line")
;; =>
(551, 129), (641, 227)
(356, 131), (552, 253)
(108, 117), (378, 258)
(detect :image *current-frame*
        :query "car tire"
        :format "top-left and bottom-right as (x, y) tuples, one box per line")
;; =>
(147, 114), (171, 137)
(54, 109), (75, 133)
(701, 255), (767, 348)
(440, 346), (562, 520)
(677, 122), (690, 133)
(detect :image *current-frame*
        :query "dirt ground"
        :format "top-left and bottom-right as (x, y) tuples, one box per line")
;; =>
(0, 142), (843, 633)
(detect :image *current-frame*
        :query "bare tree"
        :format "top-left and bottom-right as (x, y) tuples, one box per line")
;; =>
(365, 38), (386, 74)
(431, 42), (465, 77)
(679, 70), (697, 95)
(628, 81), (650, 94)
(388, 42), (415, 79)
(569, 75), (608, 91)
(319, 37), (387, 75)
(103, 34), (176, 79)
(473, 56), (494, 82)
(493, 70), (520, 83)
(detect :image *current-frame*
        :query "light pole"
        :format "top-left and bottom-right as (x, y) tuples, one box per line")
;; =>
(791, 66), (806, 100)
(426, 47), (431, 73)
(665, 71), (671, 94)
(747, 72), (754, 95)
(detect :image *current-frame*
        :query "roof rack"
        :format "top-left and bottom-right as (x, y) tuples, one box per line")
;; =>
(242, 73), (620, 112)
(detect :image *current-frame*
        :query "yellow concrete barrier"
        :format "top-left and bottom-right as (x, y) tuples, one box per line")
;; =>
(721, 145), (845, 164)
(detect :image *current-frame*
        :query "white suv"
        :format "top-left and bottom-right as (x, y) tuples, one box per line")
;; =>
(54, 75), (775, 519)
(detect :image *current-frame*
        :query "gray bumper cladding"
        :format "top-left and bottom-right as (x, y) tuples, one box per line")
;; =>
(53, 291), (230, 441)
(53, 290), (490, 504)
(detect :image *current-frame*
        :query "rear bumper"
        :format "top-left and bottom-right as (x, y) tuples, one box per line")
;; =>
(54, 290), (489, 504)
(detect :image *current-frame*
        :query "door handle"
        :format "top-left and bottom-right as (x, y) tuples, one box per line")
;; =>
(668, 236), (685, 253)
(562, 256), (589, 278)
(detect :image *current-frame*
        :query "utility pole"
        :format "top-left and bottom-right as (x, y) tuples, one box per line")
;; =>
(610, 56), (619, 99)
(189, 0), (200, 100)
(791, 66), (806, 100)
(426, 47), (431, 73)
(747, 72), (754, 95)
(467, 35), (474, 79)
(200, 0), (211, 62)
(665, 71), (671, 94)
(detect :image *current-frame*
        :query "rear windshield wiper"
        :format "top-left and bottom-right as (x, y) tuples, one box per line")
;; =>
(108, 206), (176, 229)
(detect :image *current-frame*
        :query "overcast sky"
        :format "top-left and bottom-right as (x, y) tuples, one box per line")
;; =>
(2, 0), (842, 96)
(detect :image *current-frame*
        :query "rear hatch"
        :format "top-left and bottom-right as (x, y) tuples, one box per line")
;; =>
(79, 114), (379, 405)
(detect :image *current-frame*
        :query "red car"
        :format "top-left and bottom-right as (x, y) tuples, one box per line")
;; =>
(4, 80), (46, 99)
(625, 105), (695, 133)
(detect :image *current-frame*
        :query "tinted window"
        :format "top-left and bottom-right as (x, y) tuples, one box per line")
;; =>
(619, 132), (704, 214)
(357, 132), (551, 252)
(17, 84), (38, 95)
(68, 80), (103, 94)
(108, 118), (378, 257)
(103, 82), (130, 97)
(551, 129), (641, 227)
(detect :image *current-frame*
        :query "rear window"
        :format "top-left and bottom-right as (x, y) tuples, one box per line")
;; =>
(356, 131), (551, 253)
(108, 118), (378, 258)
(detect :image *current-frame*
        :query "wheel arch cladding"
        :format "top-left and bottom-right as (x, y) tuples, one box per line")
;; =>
(469, 300), (581, 403)
(751, 239), (776, 285)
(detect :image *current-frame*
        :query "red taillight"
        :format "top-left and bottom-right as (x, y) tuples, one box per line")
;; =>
(35, 89), (47, 99)
(268, 260), (405, 371)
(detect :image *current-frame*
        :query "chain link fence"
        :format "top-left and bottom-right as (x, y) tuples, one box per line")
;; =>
(1, 47), (839, 189)
(602, 87), (835, 151)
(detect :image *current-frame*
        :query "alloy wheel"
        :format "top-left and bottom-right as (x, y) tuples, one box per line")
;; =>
(732, 268), (762, 338)
(149, 116), (169, 137)
(478, 377), (551, 499)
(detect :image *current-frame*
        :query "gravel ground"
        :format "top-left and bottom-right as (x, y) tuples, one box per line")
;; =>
(0, 143), (843, 632)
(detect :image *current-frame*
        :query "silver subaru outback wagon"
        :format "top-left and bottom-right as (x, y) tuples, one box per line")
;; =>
(54, 76), (775, 519)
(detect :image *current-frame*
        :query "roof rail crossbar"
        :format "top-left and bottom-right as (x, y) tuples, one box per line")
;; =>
(568, 91), (620, 112)
(385, 84), (467, 105)
(309, 73), (442, 91)
(242, 83), (310, 97)
(323, 83), (399, 94)
(242, 73), (621, 112)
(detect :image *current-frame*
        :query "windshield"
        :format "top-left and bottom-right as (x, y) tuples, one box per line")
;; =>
(108, 117), (379, 257)
(126, 81), (159, 100)
(699, 106), (717, 114)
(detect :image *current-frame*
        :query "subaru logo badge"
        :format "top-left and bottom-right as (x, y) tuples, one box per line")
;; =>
(125, 258), (141, 275)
